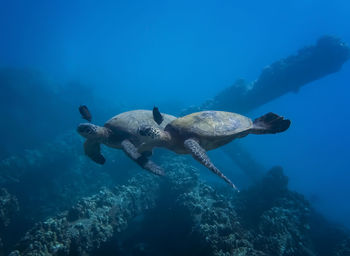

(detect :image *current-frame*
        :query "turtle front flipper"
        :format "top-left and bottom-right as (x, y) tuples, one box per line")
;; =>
(84, 139), (106, 164)
(152, 106), (164, 125)
(121, 139), (164, 176)
(251, 112), (291, 134)
(184, 138), (239, 191)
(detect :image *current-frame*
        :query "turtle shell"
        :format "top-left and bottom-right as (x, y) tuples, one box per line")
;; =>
(104, 110), (176, 146)
(168, 111), (253, 139)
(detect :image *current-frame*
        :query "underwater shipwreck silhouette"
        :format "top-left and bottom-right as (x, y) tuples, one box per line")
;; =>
(1, 36), (350, 256)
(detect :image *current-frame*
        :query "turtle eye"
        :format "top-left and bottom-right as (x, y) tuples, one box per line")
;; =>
(85, 127), (92, 134)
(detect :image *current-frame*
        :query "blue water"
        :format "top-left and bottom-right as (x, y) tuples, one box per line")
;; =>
(1, 0), (350, 240)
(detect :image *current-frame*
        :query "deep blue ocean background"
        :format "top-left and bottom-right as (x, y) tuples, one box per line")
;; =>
(1, 0), (350, 252)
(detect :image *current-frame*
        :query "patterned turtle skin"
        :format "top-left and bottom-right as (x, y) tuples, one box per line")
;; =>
(165, 111), (253, 152)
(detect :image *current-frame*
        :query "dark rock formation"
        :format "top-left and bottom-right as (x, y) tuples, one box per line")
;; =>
(183, 36), (350, 115)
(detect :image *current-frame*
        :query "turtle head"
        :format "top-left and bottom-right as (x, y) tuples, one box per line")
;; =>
(77, 123), (101, 140)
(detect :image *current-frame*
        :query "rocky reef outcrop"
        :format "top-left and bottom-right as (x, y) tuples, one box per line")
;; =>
(174, 165), (312, 256)
(9, 155), (350, 256)
(9, 174), (159, 256)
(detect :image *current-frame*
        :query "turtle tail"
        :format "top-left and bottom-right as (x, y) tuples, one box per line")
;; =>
(251, 112), (291, 134)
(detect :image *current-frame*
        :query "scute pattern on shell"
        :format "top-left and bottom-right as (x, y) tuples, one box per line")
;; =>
(106, 110), (175, 134)
(105, 110), (174, 139)
(170, 111), (253, 138)
(102, 110), (176, 148)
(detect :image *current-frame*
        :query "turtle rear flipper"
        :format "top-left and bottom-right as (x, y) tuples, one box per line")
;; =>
(251, 112), (291, 134)
(84, 140), (106, 164)
(121, 139), (164, 176)
(184, 138), (239, 191)
(79, 105), (92, 122)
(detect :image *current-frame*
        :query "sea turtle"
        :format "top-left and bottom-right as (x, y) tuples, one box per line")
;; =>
(139, 110), (291, 190)
(77, 109), (176, 175)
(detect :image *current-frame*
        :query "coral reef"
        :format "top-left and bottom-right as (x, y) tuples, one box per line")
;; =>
(174, 164), (347, 256)
(6, 154), (350, 256)
(242, 167), (313, 256)
(7, 155), (200, 255)
(0, 130), (138, 256)
(177, 182), (254, 256)
(9, 174), (159, 256)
